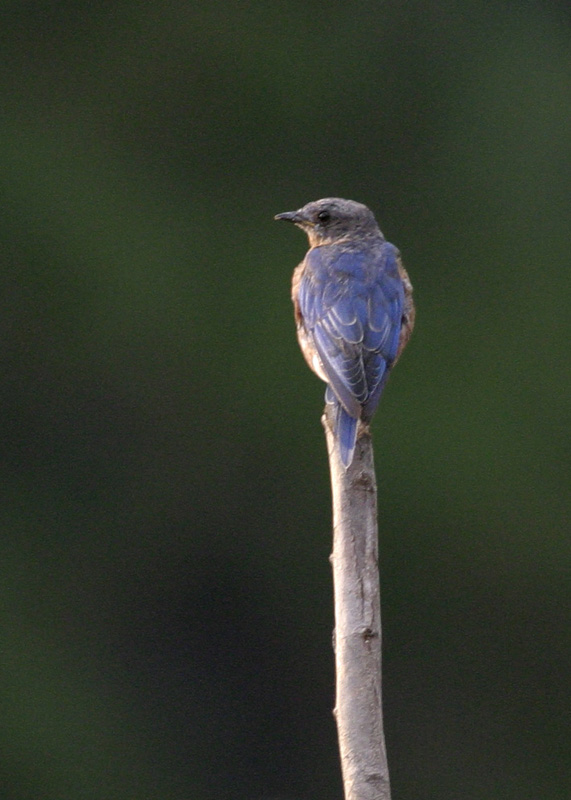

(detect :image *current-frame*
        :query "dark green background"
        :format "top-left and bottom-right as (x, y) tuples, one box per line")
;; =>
(1, 2), (569, 798)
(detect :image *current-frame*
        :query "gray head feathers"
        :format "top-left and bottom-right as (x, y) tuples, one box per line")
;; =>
(275, 198), (383, 247)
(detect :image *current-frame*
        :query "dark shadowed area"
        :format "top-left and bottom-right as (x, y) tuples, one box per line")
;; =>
(1, 2), (569, 799)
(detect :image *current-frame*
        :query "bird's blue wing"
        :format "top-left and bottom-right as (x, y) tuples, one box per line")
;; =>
(299, 244), (404, 421)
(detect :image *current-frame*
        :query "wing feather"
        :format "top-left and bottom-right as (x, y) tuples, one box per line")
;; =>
(298, 243), (404, 420)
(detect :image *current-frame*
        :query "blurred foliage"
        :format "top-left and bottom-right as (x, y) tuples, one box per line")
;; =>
(0, 1), (569, 798)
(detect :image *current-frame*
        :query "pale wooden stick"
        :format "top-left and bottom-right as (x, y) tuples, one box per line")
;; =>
(323, 405), (391, 800)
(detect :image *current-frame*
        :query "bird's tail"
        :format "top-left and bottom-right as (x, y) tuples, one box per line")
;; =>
(325, 387), (359, 467)
(336, 403), (359, 468)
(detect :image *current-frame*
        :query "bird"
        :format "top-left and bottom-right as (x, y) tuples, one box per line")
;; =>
(275, 197), (415, 467)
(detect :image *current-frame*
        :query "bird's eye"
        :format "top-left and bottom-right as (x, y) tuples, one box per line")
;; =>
(317, 210), (331, 224)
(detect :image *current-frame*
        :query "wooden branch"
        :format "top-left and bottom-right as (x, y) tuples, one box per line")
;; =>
(323, 405), (391, 800)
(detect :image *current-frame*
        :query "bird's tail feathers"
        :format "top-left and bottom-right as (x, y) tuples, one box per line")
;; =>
(326, 388), (359, 467)
(335, 403), (358, 468)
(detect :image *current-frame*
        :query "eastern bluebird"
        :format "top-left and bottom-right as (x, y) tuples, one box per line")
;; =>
(275, 198), (415, 467)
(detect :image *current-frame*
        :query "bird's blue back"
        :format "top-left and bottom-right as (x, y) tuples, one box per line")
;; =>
(298, 241), (404, 428)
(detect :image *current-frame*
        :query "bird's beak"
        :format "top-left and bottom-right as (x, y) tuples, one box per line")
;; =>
(274, 210), (315, 228)
(274, 210), (301, 223)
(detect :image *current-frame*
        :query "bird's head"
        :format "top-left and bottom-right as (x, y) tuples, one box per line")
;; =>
(274, 197), (382, 247)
